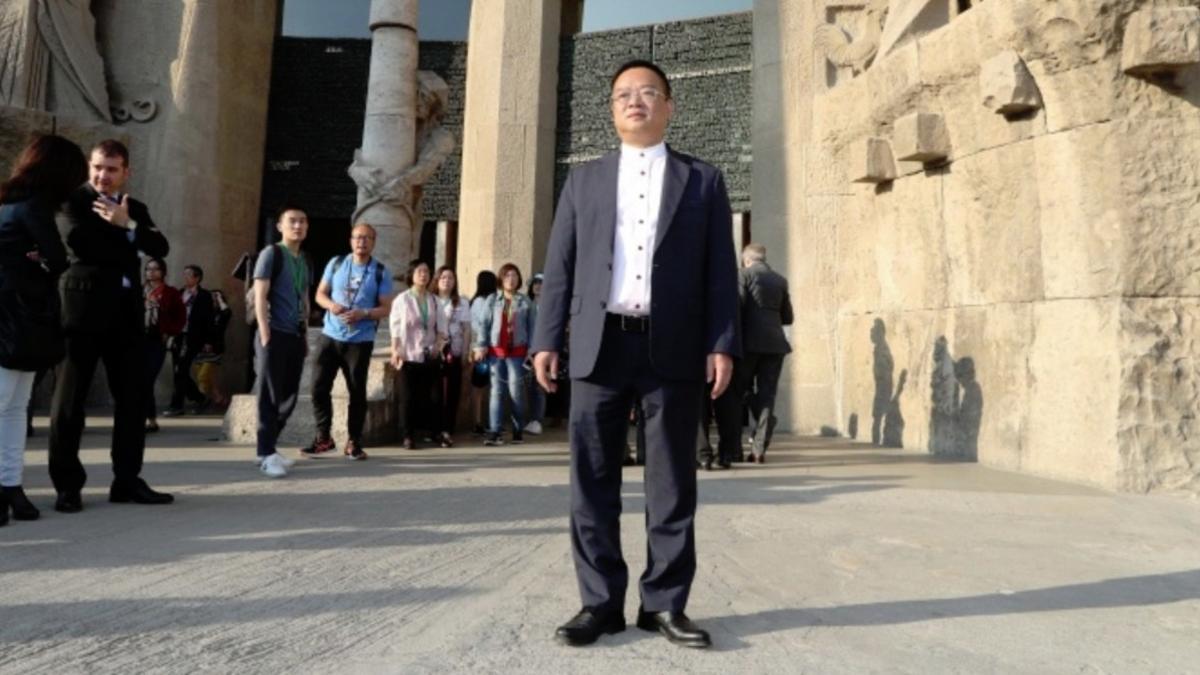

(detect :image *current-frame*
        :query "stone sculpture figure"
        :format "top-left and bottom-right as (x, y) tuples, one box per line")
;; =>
(349, 70), (455, 232)
(815, 0), (889, 76)
(929, 336), (959, 455)
(0, 0), (111, 121)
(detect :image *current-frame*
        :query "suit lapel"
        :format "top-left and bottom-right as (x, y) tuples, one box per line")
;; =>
(595, 152), (620, 261)
(654, 149), (689, 252)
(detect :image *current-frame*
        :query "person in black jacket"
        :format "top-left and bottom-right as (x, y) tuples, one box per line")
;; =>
(165, 264), (213, 415)
(0, 134), (86, 525)
(736, 243), (793, 463)
(49, 139), (174, 512)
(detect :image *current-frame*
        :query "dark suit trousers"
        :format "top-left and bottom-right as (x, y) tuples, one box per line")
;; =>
(49, 293), (147, 494)
(569, 323), (702, 613)
(311, 335), (374, 443)
(169, 338), (205, 409)
(743, 352), (785, 454)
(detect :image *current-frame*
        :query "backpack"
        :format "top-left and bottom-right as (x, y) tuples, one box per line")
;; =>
(244, 244), (286, 326)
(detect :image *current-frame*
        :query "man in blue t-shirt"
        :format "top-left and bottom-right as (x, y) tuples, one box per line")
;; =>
(302, 223), (394, 460)
(253, 205), (311, 478)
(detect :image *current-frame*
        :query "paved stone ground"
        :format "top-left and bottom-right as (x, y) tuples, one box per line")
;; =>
(2, 415), (1199, 673)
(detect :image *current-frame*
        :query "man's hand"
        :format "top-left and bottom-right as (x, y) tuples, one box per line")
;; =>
(93, 194), (131, 227)
(707, 353), (733, 399)
(339, 307), (366, 324)
(534, 351), (559, 393)
(258, 328), (270, 348)
(390, 350), (404, 369)
(471, 348), (487, 363)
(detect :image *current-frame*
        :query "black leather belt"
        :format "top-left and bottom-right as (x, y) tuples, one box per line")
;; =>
(605, 312), (649, 333)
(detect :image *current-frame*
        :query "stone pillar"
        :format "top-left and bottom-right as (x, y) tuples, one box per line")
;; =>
(456, 0), (580, 287)
(352, 0), (419, 275)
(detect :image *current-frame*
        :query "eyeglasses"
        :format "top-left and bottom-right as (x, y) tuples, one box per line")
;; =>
(611, 87), (666, 107)
(350, 235), (375, 242)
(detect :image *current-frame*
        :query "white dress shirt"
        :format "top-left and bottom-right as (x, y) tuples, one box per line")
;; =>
(608, 142), (667, 316)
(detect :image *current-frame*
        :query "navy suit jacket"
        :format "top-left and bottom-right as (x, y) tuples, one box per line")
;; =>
(532, 146), (741, 382)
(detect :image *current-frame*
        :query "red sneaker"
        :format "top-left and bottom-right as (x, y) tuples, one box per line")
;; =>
(301, 436), (336, 457)
(345, 440), (368, 461)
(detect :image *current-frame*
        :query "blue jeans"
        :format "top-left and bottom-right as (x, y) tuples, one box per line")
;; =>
(489, 356), (526, 434)
(527, 375), (545, 424)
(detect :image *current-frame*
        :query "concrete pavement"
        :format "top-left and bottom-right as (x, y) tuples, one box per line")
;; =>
(2, 415), (1199, 673)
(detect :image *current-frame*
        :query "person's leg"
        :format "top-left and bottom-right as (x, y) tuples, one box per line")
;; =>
(439, 359), (463, 439)
(144, 338), (166, 424)
(396, 362), (414, 442)
(0, 367), (35, 488)
(343, 340), (373, 445)
(273, 332), (306, 433)
(424, 360), (443, 439)
(487, 358), (504, 438)
(309, 335), (341, 442)
(713, 360), (744, 465)
(48, 334), (101, 495)
(103, 327), (148, 487)
(505, 357), (526, 436)
(753, 354), (785, 455)
(254, 337), (279, 459)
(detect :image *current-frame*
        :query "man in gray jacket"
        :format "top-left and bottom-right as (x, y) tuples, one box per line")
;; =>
(738, 243), (792, 462)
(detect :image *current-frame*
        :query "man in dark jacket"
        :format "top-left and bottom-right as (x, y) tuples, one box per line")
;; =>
(533, 60), (739, 649)
(737, 243), (793, 462)
(165, 264), (213, 415)
(49, 139), (174, 512)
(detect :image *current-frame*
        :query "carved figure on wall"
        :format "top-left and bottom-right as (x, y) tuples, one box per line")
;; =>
(815, 0), (889, 77)
(929, 336), (958, 455)
(0, 0), (111, 121)
(870, 318), (894, 446)
(349, 70), (456, 226)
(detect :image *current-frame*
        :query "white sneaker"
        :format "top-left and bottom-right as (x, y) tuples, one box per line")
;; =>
(252, 454), (295, 467)
(524, 420), (543, 435)
(260, 453), (289, 478)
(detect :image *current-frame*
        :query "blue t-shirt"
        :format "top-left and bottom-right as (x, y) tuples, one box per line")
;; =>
(254, 244), (309, 336)
(320, 256), (394, 343)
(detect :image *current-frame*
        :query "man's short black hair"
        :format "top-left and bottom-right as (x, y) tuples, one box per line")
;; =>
(610, 59), (672, 99)
(274, 202), (307, 223)
(184, 264), (204, 282)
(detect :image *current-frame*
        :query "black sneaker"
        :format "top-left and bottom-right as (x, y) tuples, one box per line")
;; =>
(511, 432), (524, 445)
(483, 433), (504, 447)
(344, 440), (368, 461)
(301, 436), (337, 457)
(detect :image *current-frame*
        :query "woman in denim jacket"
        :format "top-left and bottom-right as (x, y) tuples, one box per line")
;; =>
(471, 262), (536, 446)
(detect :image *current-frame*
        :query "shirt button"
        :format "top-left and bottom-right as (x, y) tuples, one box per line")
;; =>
(636, 275), (642, 280)
(639, 219), (644, 224)
(638, 246), (643, 251)
(640, 171), (646, 176)
(635, 304), (641, 309)
(639, 194), (644, 199)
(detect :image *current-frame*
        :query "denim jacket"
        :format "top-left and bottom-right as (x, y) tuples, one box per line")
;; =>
(471, 291), (536, 352)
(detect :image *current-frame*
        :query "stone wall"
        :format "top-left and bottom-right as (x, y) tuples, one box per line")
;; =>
(260, 38), (467, 223)
(556, 12), (754, 211)
(760, 0), (1200, 492)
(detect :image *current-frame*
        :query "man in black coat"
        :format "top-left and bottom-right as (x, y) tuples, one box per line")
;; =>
(165, 264), (213, 415)
(737, 243), (793, 462)
(532, 60), (739, 649)
(49, 139), (174, 512)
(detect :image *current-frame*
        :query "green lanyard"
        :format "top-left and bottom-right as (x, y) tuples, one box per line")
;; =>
(279, 244), (306, 305)
(414, 290), (429, 329)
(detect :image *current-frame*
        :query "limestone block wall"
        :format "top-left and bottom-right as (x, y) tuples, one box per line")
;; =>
(556, 12), (754, 211)
(790, 0), (1200, 492)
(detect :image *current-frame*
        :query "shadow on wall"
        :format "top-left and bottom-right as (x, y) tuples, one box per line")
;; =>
(870, 318), (894, 446)
(930, 336), (982, 461)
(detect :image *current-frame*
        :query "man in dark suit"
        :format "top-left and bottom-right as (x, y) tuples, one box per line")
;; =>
(737, 243), (793, 463)
(49, 139), (174, 512)
(165, 264), (213, 415)
(533, 60), (739, 649)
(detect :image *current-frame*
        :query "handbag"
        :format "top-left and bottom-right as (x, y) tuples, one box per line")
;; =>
(0, 267), (65, 371)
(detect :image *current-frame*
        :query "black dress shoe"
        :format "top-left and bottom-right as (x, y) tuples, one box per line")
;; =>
(2, 486), (40, 521)
(0, 492), (8, 526)
(554, 608), (626, 646)
(109, 479), (174, 505)
(636, 608), (711, 648)
(55, 492), (83, 514)
(716, 459), (732, 470)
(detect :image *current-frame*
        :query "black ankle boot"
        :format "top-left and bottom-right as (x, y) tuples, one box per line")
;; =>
(0, 490), (8, 526)
(2, 486), (39, 521)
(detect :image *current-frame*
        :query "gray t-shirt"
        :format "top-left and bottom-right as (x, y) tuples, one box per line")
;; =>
(254, 244), (309, 335)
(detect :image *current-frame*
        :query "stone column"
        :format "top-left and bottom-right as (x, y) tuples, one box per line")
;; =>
(456, 0), (581, 287)
(351, 0), (419, 276)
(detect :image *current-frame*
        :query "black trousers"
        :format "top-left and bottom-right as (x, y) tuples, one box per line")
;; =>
(397, 360), (439, 439)
(569, 323), (702, 613)
(144, 336), (167, 421)
(169, 339), (205, 409)
(49, 294), (147, 494)
(255, 331), (305, 458)
(742, 352), (785, 454)
(697, 372), (743, 465)
(311, 335), (374, 444)
(437, 358), (463, 434)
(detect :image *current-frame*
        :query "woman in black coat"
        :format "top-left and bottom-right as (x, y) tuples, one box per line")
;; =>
(0, 135), (87, 525)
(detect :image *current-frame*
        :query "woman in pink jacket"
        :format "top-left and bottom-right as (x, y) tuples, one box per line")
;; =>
(389, 260), (447, 449)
